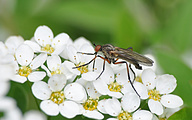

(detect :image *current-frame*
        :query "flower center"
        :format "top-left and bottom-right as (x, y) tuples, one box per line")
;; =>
(51, 68), (62, 75)
(148, 89), (161, 101)
(50, 91), (65, 104)
(117, 111), (132, 120)
(76, 62), (88, 74)
(41, 44), (55, 53)
(108, 82), (122, 92)
(83, 98), (98, 111)
(135, 76), (143, 83)
(18, 66), (32, 77)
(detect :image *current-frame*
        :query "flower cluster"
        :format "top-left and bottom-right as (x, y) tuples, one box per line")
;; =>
(0, 25), (183, 120)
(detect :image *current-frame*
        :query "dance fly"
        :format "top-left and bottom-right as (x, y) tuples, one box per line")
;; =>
(73, 44), (154, 97)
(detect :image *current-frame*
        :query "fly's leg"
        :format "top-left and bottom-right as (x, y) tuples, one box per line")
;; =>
(129, 64), (136, 82)
(95, 55), (111, 80)
(113, 61), (140, 97)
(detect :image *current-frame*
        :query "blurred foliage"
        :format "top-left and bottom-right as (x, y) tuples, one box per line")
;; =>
(1, 0), (192, 119)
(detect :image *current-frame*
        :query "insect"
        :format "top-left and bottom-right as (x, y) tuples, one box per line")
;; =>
(73, 44), (154, 97)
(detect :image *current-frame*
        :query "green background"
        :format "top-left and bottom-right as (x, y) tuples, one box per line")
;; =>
(1, 0), (192, 119)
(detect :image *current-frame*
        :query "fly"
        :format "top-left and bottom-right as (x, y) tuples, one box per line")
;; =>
(73, 44), (154, 97)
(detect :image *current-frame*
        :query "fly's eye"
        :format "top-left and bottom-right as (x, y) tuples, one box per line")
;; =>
(95, 45), (101, 52)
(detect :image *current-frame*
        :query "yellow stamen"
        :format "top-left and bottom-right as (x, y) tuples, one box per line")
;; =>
(117, 111), (132, 120)
(108, 82), (122, 92)
(50, 91), (65, 104)
(148, 89), (161, 101)
(76, 62), (88, 74)
(83, 98), (98, 111)
(18, 66), (32, 77)
(41, 44), (55, 53)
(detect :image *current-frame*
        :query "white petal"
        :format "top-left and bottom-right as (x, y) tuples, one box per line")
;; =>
(86, 82), (101, 99)
(11, 75), (27, 83)
(107, 91), (123, 98)
(32, 81), (51, 100)
(160, 94), (183, 108)
(52, 33), (69, 55)
(0, 97), (16, 111)
(59, 101), (80, 118)
(24, 40), (41, 52)
(107, 118), (118, 120)
(99, 65), (114, 84)
(4, 107), (22, 120)
(62, 61), (80, 77)
(121, 93), (140, 112)
(30, 53), (47, 69)
(73, 37), (92, 50)
(48, 74), (67, 92)
(121, 83), (135, 95)
(64, 83), (87, 103)
(5, 36), (24, 54)
(156, 74), (177, 94)
(52, 33), (69, 48)
(41, 65), (51, 77)
(134, 82), (148, 99)
(67, 45), (80, 64)
(83, 110), (104, 119)
(163, 107), (181, 118)
(47, 55), (61, 71)
(28, 71), (46, 82)
(133, 110), (153, 120)
(0, 82), (10, 97)
(15, 44), (34, 66)
(148, 99), (163, 115)
(82, 72), (98, 81)
(116, 68), (133, 85)
(97, 99), (107, 114)
(104, 98), (121, 116)
(93, 78), (108, 95)
(23, 110), (46, 120)
(141, 68), (156, 90)
(0, 63), (15, 82)
(34, 26), (53, 46)
(40, 100), (59, 116)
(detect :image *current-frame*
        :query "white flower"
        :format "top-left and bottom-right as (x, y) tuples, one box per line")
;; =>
(63, 39), (104, 81)
(80, 97), (104, 120)
(41, 55), (76, 78)
(11, 44), (46, 83)
(103, 96), (152, 120)
(0, 97), (22, 120)
(23, 110), (46, 120)
(93, 67), (135, 98)
(4, 36), (24, 55)
(32, 75), (87, 118)
(0, 42), (16, 82)
(136, 68), (183, 115)
(27, 25), (71, 56)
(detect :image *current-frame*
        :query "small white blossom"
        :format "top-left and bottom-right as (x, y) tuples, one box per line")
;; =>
(32, 75), (87, 118)
(0, 97), (22, 120)
(11, 44), (46, 83)
(104, 97), (152, 120)
(136, 69), (183, 115)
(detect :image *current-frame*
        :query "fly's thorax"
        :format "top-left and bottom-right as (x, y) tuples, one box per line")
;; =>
(101, 44), (116, 62)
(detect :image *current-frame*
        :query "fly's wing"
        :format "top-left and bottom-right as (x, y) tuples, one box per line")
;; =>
(114, 47), (154, 66)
